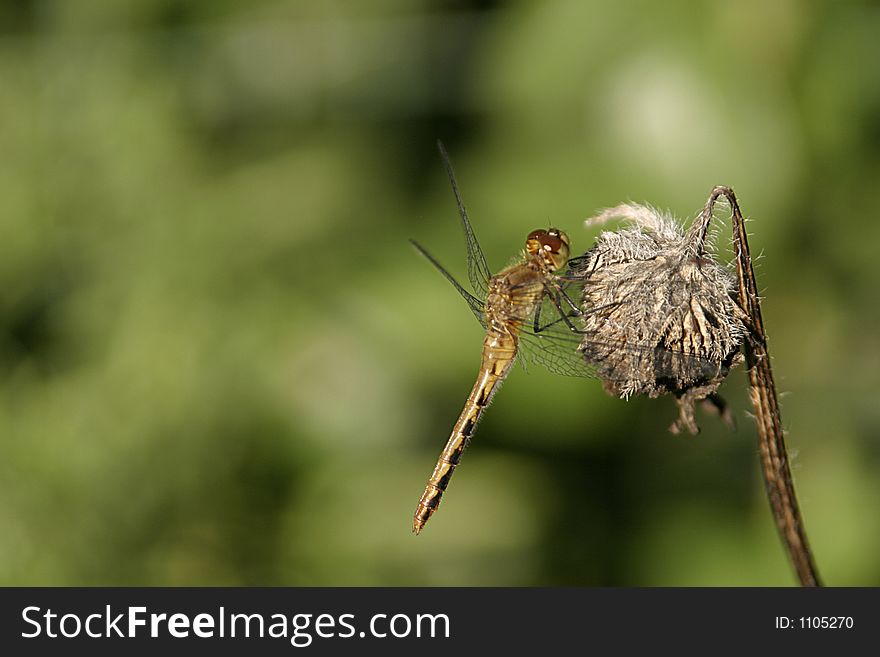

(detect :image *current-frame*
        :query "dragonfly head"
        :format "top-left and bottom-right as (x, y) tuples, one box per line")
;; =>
(526, 228), (570, 271)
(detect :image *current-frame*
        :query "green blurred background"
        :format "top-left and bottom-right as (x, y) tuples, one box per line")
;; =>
(1, 0), (878, 586)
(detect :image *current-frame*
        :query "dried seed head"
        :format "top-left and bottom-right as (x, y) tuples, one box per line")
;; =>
(571, 201), (748, 434)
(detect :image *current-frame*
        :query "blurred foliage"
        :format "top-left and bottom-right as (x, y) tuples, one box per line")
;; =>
(1, 0), (878, 586)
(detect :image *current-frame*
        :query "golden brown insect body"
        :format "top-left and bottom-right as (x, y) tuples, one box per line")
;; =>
(413, 229), (570, 534)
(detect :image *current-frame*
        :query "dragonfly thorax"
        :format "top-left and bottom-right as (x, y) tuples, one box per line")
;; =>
(526, 228), (570, 272)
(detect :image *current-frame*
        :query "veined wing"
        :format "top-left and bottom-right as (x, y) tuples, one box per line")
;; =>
(562, 255), (592, 278)
(516, 289), (729, 383)
(437, 140), (492, 297)
(410, 239), (486, 328)
(513, 277), (600, 378)
(518, 321), (727, 383)
(518, 321), (595, 378)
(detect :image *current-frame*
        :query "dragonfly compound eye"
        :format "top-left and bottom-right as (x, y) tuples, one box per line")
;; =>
(549, 228), (571, 249)
(526, 228), (548, 242)
(527, 228), (570, 270)
(542, 234), (563, 254)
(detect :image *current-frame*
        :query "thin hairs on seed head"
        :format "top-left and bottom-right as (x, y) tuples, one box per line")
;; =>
(697, 206), (726, 256)
(586, 202), (683, 240)
(572, 199), (748, 434)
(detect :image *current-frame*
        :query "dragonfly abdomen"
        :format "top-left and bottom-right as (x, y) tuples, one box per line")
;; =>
(412, 334), (517, 534)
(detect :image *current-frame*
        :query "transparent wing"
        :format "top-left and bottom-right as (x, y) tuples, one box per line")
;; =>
(410, 240), (486, 328)
(515, 278), (600, 377)
(437, 140), (492, 296)
(562, 255), (592, 278)
(519, 314), (598, 378)
(576, 328), (728, 385)
(517, 284), (728, 383)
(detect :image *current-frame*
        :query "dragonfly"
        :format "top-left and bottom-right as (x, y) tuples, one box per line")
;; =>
(411, 142), (730, 534)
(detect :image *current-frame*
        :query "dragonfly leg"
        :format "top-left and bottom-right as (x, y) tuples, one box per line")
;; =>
(548, 293), (589, 334)
(533, 292), (589, 335)
(557, 285), (584, 316)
